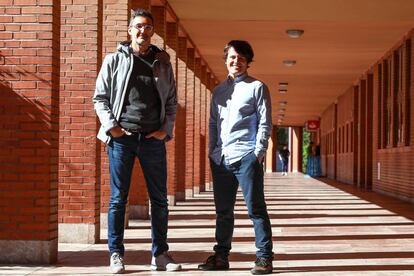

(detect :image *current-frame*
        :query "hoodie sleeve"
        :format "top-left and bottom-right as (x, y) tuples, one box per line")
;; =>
(93, 54), (118, 134)
(160, 61), (177, 141)
(151, 45), (177, 141)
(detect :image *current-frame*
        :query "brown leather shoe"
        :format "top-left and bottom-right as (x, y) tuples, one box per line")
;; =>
(198, 254), (229, 270)
(251, 257), (273, 275)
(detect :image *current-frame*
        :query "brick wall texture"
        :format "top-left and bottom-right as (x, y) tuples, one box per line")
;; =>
(0, 0), (60, 242)
(321, 28), (414, 203)
(0, 1), (216, 251)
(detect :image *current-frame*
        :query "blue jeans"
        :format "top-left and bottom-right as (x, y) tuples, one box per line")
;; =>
(282, 160), (288, 173)
(107, 134), (168, 257)
(210, 151), (273, 258)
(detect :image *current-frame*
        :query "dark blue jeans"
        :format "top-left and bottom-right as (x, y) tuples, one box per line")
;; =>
(210, 151), (273, 258)
(282, 160), (288, 173)
(107, 134), (168, 257)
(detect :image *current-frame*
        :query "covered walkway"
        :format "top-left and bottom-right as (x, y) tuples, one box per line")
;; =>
(4, 173), (414, 275)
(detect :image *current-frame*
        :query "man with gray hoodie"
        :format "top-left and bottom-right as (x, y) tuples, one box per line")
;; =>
(93, 8), (180, 274)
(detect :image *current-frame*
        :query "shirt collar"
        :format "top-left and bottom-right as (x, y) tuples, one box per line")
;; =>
(227, 72), (248, 84)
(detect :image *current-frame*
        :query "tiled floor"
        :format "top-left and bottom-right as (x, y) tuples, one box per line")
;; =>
(2, 173), (414, 275)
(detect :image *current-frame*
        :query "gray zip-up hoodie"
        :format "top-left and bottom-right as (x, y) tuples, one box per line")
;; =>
(93, 42), (177, 144)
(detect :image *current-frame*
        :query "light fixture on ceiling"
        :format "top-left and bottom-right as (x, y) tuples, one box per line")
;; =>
(279, 89), (288, 94)
(283, 60), (296, 66)
(279, 100), (287, 106)
(278, 108), (286, 113)
(286, 29), (304, 38)
(278, 114), (285, 118)
(279, 82), (288, 87)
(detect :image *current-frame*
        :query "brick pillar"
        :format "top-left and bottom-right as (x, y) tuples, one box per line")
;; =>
(291, 127), (303, 172)
(265, 127), (275, 172)
(151, 5), (165, 48)
(59, 0), (101, 244)
(175, 37), (187, 201)
(166, 21), (178, 205)
(0, 1), (60, 264)
(199, 65), (207, 192)
(271, 127), (277, 172)
(366, 74), (374, 190)
(358, 80), (367, 188)
(353, 85), (359, 185)
(193, 58), (201, 194)
(100, 0), (130, 228)
(205, 75), (214, 190)
(185, 48), (195, 198)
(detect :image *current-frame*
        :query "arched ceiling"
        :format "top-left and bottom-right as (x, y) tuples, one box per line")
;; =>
(167, 0), (414, 126)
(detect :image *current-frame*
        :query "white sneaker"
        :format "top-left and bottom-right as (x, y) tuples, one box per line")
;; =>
(110, 252), (125, 274)
(151, 251), (182, 271)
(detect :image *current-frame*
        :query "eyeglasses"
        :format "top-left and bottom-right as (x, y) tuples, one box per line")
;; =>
(132, 24), (154, 32)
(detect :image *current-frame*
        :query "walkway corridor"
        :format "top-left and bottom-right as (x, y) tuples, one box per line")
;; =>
(3, 173), (414, 275)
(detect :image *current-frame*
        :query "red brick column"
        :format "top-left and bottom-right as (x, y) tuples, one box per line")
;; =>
(151, 5), (165, 48)
(130, 0), (150, 10)
(99, 0), (130, 228)
(205, 75), (214, 190)
(290, 127), (303, 172)
(175, 37), (188, 201)
(166, 21), (179, 205)
(265, 129), (275, 172)
(185, 48), (195, 198)
(204, 75), (213, 191)
(193, 58), (201, 194)
(199, 65), (207, 192)
(59, 1), (101, 244)
(0, 1), (60, 263)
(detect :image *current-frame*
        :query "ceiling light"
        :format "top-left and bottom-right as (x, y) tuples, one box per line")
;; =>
(279, 100), (287, 106)
(286, 29), (304, 38)
(278, 108), (286, 113)
(278, 114), (285, 118)
(279, 82), (288, 87)
(279, 89), (287, 94)
(283, 60), (296, 66)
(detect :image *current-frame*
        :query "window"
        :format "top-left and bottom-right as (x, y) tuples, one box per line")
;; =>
(383, 56), (392, 147)
(379, 39), (411, 148)
(393, 46), (403, 146)
(346, 123), (349, 153)
(343, 126), (345, 153)
(350, 122), (354, 152)
(377, 63), (382, 149)
(404, 39), (411, 146)
(338, 127), (342, 154)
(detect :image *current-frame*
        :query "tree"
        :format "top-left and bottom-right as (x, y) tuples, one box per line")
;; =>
(302, 129), (311, 172)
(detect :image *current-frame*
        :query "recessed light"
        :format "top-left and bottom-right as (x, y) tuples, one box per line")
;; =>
(283, 60), (296, 66)
(278, 108), (286, 113)
(286, 29), (304, 38)
(279, 89), (288, 94)
(279, 82), (288, 87)
(279, 100), (287, 106)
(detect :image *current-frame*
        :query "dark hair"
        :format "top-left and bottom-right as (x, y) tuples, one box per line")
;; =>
(223, 40), (254, 64)
(130, 8), (153, 26)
